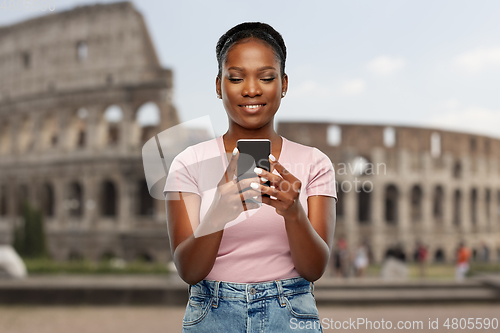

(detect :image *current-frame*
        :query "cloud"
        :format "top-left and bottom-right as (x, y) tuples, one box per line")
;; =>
(453, 47), (500, 74)
(289, 78), (366, 99)
(366, 56), (406, 76)
(290, 80), (335, 98)
(338, 79), (366, 96)
(428, 101), (500, 138)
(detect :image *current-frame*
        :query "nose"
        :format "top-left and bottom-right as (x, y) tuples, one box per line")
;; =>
(242, 77), (262, 97)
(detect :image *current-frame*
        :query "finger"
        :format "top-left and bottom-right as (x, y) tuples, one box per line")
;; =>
(236, 177), (261, 191)
(240, 187), (261, 201)
(261, 195), (278, 208)
(251, 182), (293, 204)
(269, 156), (299, 183)
(253, 168), (282, 187)
(222, 148), (239, 184)
(255, 182), (280, 198)
(254, 174), (298, 198)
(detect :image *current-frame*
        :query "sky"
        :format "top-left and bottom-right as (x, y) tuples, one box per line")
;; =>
(2, 0), (500, 138)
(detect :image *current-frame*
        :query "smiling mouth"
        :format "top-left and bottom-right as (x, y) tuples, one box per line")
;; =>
(240, 104), (266, 109)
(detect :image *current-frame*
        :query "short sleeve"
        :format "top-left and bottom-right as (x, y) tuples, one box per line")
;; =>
(163, 147), (201, 198)
(305, 148), (337, 202)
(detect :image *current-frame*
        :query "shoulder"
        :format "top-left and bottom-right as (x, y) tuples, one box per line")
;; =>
(170, 136), (221, 166)
(282, 137), (332, 165)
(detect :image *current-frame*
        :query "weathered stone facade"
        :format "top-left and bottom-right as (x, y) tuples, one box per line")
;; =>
(0, 2), (176, 262)
(278, 122), (500, 264)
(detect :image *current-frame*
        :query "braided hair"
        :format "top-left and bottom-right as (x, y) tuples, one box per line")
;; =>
(216, 22), (287, 78)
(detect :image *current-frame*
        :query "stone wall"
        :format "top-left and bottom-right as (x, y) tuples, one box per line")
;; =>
(0, 2), (177, 263)
(278, 122), (500, 264)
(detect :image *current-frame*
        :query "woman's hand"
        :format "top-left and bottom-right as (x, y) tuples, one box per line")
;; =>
(195, 148), (261, 237)
(252, 154), (335, 281)
(252, 154), (302, 221)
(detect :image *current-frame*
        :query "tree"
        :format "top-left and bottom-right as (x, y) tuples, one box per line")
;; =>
(13, 202), (48, 258)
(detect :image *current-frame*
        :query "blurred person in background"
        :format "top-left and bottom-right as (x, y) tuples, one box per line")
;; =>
(353, 242), (369, 277)
(479, 241), (490, 263)
(455, 242), (471, 281)
(334, 238), (350, 278)
(414, 241), (428, 279)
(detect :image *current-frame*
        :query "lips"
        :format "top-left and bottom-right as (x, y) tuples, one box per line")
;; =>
(239, 103), (266, 114)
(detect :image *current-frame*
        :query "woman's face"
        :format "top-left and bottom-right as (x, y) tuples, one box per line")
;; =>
(216, 37), (288, 131)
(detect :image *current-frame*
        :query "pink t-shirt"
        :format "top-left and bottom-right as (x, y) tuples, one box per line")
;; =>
(164, 136), (337, 283)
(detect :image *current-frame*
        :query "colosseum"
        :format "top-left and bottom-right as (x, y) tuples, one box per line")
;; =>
(0, 2), (179, 262)
(1, 2), (499, 267)
(278, 122), (500, 263)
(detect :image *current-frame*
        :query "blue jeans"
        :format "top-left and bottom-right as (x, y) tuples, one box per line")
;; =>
(182, 276), (323, 332)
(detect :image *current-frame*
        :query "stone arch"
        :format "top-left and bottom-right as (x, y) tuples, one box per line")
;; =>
(336, 185), (344, 218)
(68, 108), (88, 149)
(327, 125), (341, 146)
(40, 112), (58, 150)
(0, 184), (7, 216)
(384, 244), (406, 261)
(410, 185), (423, 222)
(138, 179), (154, 216)
(18, 116), (34, 153)
(385, 184), (398, 224)
(76, 41), (88, 62)
(497, 190), (500, 224)
(434, 248), (445, 262)
(0, 120), (11, 155)
(98, 104), (124, 147)
(433, 185), (444, 221)
(453, 161), (462, 179)
(17, 184), (29, 216)
(100, 250), (117, 261)
(100, 180), (117, 217)
(453, 189), (461, 226)
(357, 186), (371, 223)
(430, 132), (441, 157)
(137, 251), (154, 263)
(351, 155), (373, 176)
(383, 126), (396, 148)
(470, 188), (477, 225)
(68, 182), (84, 217)
(68, 250), (84, 261)
(485, 188), (491, 223)
(135, 102), (161, 145)
(39, 182), (55, 218)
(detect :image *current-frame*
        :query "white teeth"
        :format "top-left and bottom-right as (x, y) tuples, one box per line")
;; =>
(243, 104), (264, 109)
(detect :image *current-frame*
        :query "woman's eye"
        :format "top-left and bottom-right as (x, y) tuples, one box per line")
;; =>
(262, 77), (276, 82)
(228, 78), (242, 82)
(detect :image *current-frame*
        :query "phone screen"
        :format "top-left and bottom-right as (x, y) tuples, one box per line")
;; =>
(237, 139), (271, 197)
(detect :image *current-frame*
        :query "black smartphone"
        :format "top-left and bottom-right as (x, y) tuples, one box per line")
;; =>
(237, 139), (271, 197)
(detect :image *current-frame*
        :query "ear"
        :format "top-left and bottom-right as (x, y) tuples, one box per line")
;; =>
(281, 73), (288, 96)
(215, 75), (222, 98)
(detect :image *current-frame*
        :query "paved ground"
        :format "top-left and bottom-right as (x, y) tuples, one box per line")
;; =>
(1, 304), (499, 333)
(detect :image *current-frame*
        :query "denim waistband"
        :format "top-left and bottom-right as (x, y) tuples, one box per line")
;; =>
(189, 276), (314, 305)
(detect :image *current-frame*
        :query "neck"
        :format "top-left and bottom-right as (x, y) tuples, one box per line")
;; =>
(222, 119), (282, 154)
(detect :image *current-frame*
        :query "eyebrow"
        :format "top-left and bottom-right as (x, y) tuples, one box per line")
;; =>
(227, 66), (277, 72)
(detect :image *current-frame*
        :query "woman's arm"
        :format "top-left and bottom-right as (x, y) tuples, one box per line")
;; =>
(283, 195), (336, 281)
(166, 192), (224, 285)
(166, 150), (260, 285)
